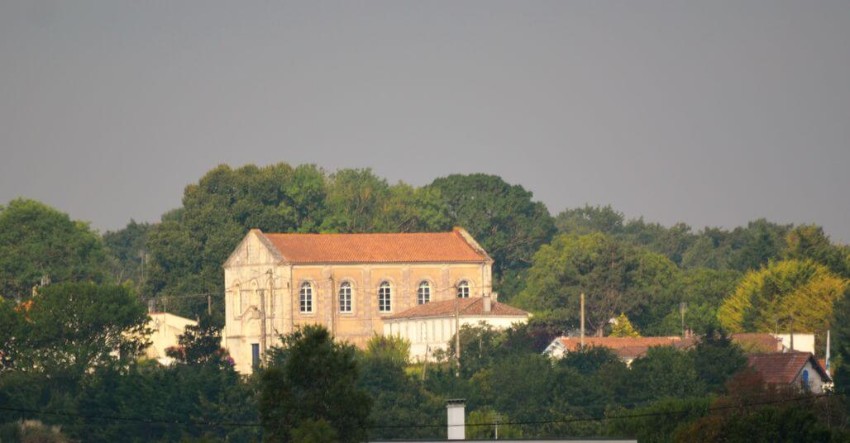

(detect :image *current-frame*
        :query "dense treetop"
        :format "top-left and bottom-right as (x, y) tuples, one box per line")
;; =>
(3, 162), (848, 337)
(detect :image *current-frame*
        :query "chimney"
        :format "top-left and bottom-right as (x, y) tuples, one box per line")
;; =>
(446, 399), (465, 440)
(483, 293), (491, 313)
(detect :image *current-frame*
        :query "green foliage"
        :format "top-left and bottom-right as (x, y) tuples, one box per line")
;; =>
(666, 268), (740, 335)
(145, 163), (330, 319)
(501, 314), (569, 354)
(517, 233), (680, 335)
(831, 286), (850, 407)
(555, 205), (625, 236)
(12, 283), (149, 376)
(676, 392), (838, 442)
(428, 174), (556, 299)
(0, 420), (72, 443)
(610, 313), (640, 337)
(717, 259), (848, 335)
(784, 224), (850, 278)
(0, 298), (20, 370)
(102, 220), (152, 293)
(691, 329), (747, 393)
(363, 334), (411, 367)
(559, 346), (625, 376)
(624, 346), (703, 405)
(166, 315), (230, 367)
(483, 354), (555, 425)
(467, 407), (522, 439)
(259, 325), (371, 443)
(320, 168), (392, 233)
(359, 336), (441, 440)
(0, 199), (108, 299)
(606, 396), (710, 443)
(290, 418), (338, 443)
(727, 219), (790, 272)
(446, 323), (506, 377)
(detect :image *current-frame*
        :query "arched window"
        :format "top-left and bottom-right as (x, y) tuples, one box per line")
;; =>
(457, 280), (470, 298)
(417, 281), (431, 305)
(299, 282), (313, 313)
(378, 281), (392, 312)
(339, 281), (352, 313)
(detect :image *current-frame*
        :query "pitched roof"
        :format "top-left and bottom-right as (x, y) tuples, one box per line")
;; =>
(555, 336), (693, 360)
(385, 297), (529, 320)
(259, 228), (491, 264)
(747, 352), (831, 384)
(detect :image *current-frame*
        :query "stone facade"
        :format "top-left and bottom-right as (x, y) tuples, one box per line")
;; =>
(223, 228), (492, 374)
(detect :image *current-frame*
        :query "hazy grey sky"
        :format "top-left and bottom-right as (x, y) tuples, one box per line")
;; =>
(2, 1), (849, 242)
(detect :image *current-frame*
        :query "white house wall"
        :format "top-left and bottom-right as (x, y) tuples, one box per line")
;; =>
(384, 316), (528, 362)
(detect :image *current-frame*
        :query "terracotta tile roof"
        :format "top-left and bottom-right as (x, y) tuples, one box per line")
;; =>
(260, 228), (490, 264)
(747, 352), (831, 385)
(385, 297), (530, 320)
(557, 336), (692, 360)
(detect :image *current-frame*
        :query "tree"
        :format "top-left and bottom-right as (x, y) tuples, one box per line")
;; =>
(166, 315), (230, 367)
(0, 298), (20, 370)
(831, 286), (850, 407)
(358, 335), (440, 440)
(717, 259), (848, 336)
(610, 313), (640, 337)
(691, 328), (747, 393)
(445, 323), (506, 377)
(623, 346), (703, 405)
(144, 163), (329, 319)
(606, 397), (710, 443)
(13, 283), (149, 376)
(555, 205), (625, 236)
(0, 199), (108, 299)
(259, 325), (371, 443)
(783, 224), (850, 278)
(320, 168), (392, 233)
(427, 174), (556, 299)
(103, 220), (152, 293)
(467, 408), (522, 439)
(728, 219), (790, 272)
(517, 233), (680, 336)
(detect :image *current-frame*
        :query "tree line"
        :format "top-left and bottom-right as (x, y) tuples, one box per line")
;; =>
(3, 162), (850, 440)
(3, 291), (850, 442)
(2, 162), (848, 340)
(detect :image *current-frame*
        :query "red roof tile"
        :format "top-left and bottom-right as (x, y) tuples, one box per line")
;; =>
(260, 228), (490, 264)
(557, 336), (691, 360)
(747, 352), (831, 384)
(385, 297), (529, 320)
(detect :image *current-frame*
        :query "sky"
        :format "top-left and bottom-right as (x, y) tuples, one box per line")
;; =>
(1, 1), (849, 243)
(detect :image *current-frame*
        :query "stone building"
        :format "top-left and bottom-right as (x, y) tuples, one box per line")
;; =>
(223, 228), (493, 374)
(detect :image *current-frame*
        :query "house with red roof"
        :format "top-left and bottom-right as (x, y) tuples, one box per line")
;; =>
(383, 296), (530, 361)
(222, 228), (494, 374)
(543, 336), (694, 366)
(746, 352), (832, 394)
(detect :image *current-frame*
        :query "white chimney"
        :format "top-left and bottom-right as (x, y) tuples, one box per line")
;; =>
(483, 293), (492, 313)
(446, 399), (465, 440)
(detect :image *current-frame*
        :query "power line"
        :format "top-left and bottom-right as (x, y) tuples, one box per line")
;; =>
(0, 405), (260, 429)
(1, 392), (837, 432)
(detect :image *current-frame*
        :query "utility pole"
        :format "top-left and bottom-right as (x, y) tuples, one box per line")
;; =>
(455, 297), (461, 377)
(580, 293), (585, 350)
